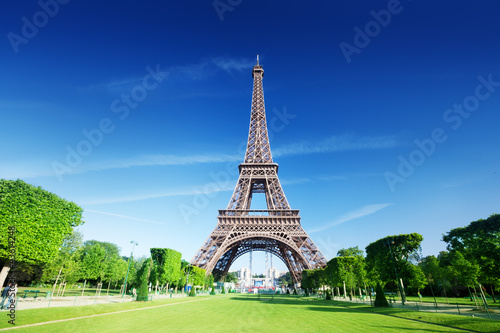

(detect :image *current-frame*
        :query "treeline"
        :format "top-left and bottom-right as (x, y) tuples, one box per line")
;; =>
(302, 214), (499, 303)
(0, 179), (213, 294)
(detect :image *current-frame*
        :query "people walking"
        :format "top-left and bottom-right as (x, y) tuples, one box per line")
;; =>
(6, 284), (17, 310)
(0, 284), (10, 310)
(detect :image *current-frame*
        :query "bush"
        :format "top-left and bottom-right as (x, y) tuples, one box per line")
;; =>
(189, 288), (196, 297)
(286, 289), (290, 294)
(374, 283), (389, 307)
(326, 290), (332, 300)
(210, 288), (216, 295)
(136, 258), (153, 302)
(293, 288), (297, 295)
(304, 289), (310, 297)
(221, 287), (226, 294)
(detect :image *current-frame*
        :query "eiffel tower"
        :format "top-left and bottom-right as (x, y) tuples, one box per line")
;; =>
(190, 57), (327, 284)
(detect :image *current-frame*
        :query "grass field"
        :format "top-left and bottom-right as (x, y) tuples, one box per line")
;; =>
(3, 294), (500, 332)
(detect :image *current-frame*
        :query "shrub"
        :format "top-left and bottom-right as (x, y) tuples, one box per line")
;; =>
(293, 288), (297, 295)
(189, 288), (196, 297)
(136, 258), (153, 302)
(374, 283), (389, 307)
(221, 287), (226, 294)
(210, 288), (216, 295)
(326, 290), (332, 300)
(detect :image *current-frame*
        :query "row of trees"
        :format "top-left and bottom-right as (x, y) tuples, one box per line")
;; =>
(0, 179), (85, 288)
(0, 179), (213, 295)
(136, 248), (214, 299)
(302, 214), (499, 304)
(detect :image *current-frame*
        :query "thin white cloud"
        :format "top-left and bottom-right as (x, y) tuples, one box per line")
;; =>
(3, 132), (405, 180)
(84, 209), (165, 225)
(71, 133), (405, 175)
(81, 184), (234, 205)
(273, 133), (406, 157)
(309, 203), (393, 233)
(211, 57), (255, 73)
(88, 56), (253, 91)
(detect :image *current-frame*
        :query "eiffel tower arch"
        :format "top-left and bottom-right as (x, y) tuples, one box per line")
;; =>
(191, 57), (326, 285)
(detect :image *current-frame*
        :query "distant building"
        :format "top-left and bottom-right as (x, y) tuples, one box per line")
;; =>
(234, 266), (287, 289)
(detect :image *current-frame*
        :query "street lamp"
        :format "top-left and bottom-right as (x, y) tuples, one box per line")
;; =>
(185, 265), (191, 295)
(385, 239), (405, 305)
(122, 240), (139, 298)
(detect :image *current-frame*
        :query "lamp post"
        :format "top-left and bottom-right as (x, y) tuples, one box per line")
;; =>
(185, 265), (191, 295)
(122, 240), (138, 298)
(386, 239), (405, 305)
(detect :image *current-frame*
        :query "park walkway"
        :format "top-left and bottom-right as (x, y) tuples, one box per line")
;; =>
(11, 293), (187, 311)
(332, 296), (500, 321)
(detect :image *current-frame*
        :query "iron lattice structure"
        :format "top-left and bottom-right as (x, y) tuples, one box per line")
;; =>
(190, 59), (327, 285)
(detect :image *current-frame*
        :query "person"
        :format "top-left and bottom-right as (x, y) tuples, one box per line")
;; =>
(0, 284), (10, 310)
(6, 284), (17, 309)
(132, 288), (137, 297)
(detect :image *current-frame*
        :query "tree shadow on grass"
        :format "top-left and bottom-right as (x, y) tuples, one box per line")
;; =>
(229, 296), (360, 312)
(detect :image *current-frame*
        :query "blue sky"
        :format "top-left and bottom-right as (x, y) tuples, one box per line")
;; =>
(1, 1), (499, 274)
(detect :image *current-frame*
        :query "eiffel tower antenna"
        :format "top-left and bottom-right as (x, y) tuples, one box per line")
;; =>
(191, 59), (327, 285)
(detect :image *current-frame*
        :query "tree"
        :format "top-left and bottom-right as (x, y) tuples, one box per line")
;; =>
(301, 269), (316, 292)
(366, 233), (424, 304)
(190, 266), (206, 288)
(448, 252), (480, 290)
(337, 246), (364, 257)
(443, 214), (500, 301)
(407, 264), (427, 294)
(326, 257), (357, 297)
(150, 248), (182, 291)
(278, 272), (292, 288)
(224, 271), (238, 284)
(136, 258), (153, 301)
(337, 247), (368, 296)
(80, 243), (107, 282)
(0, 179), (84, 288)
(41, 230), (83, 285)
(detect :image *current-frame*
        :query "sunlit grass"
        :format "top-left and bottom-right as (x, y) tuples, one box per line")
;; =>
(3, 294), (499, 332)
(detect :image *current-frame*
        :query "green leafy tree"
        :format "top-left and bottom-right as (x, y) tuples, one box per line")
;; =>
(337, 246), (364, 257)
(224, 271), (238, 284)
(366, 233), (424, 304)
(150, 248), (182, 291)
(448, 252), (480, 289)
(136, 258), (153, 301)
(278, 272), (292, 288)
(443, 214), (500, 301)
(0, 179), (84, 287)
(337, 247), (368, 296)
(174, 260), (190, 290)
(41, 230), (84, 285)
(190, 265), (206, 287)
(80, 242), (107, 282)
(407, 264), (427, 294)
(301, 269), (315, 291)
(204, 273), (214, 291)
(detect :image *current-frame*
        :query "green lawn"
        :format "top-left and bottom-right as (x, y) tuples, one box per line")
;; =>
(3, 294), (500, 332)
